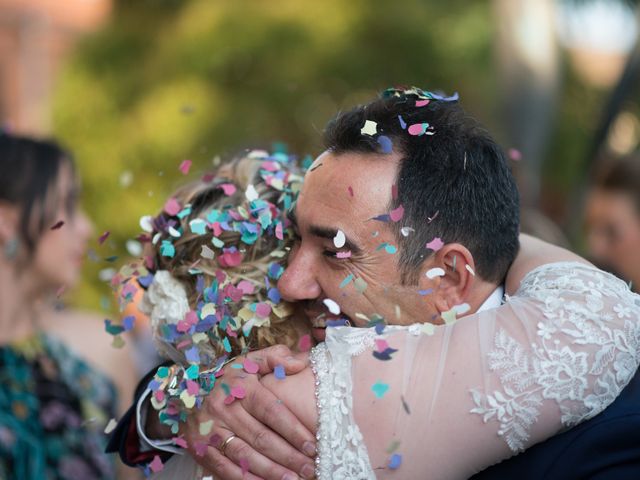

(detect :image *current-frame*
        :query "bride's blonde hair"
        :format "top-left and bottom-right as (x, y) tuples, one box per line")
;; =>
(144, 152), (307, 367)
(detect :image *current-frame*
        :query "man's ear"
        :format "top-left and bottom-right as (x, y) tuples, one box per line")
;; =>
(0, 203), (19, 242)
(418, 243), (476, 314)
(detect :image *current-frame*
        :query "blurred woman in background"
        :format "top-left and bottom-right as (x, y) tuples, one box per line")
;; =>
(0, 133), (136, 479)
(585, 153), (640, 292)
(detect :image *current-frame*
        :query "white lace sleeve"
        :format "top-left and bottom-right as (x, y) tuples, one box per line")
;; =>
(312, 262), (640, 479)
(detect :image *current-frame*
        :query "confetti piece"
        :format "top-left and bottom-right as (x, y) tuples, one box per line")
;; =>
(274, 364), (286, 380)
(348, 186), (354, 197)
(104, 418), (118, 434)
(373, 347), (398, 361)
(231, 385), (246, 399)
(361, 119), (378, 136)
(201, 245), (215, 259)
(426, 237), (444, 251)
(371, 381), (390, 398)
(333, 230), (346, 248)
(149, 455), (164, 473)
(371, 214), (390, 222)
(323, 298), (341, 315)
(378, 135), (393, 153)
(398, 115), (407, 129)
(275, 222), (284, 240)
(400, 227), (414, 237)
(401, 395), (411, 414)
(384, 244), (397, 254)
(427, 211), (439, 223)
(339, 274), (354, 288)
(508, 148), (522, 161)
(111, 336), (125, 349)
(220, 183), (237, 196)
(164, 197), (181, 216)
(416, 99), (430, 107)
(418, 288), (433, 296)
(426, 267), (445, 279)
(375, 339), (390, 352)
(160, 240), (175, 258)
(388, 453), (402, 469)
(190, 219), (207, 235)
(139, 215), (154, 232)
(386, 440), (401, 454)
(389, 205), (404, 222)
(245, 184), (259, 202)
(98, 231), (110, 244)
(453, 303), (470, 315)
(243, 358), (260, 374)
(239, 458), (250, 475)
(122, 315), (135, 331)
(50, 220), (64, 230)
(422, 323), (435, 335)
(408, 123), (428, 136)
(354, 278), (368, 293)
(194, 441), (208, 457)
(336, 250), (351, 259)
(199, 420), (214, 436)
(179, 159), (192, 175)
(298, 334), (312, 352)
(173, 437), (188, 448)
(441, 309), (457, 324)
(466, 264), (476, 276)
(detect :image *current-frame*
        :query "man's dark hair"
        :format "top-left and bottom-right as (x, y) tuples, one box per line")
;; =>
(323, 87), (520, 284)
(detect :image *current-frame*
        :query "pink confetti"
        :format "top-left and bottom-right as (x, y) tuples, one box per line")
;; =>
(194, 441), (208, 457)
(179, 159), (192, 175)
(186, 380), (200, 395)
(508, 148), (522, 161)
(348, 186), (354, 197)
(408, 123), (427, 136)
(220, 183), (237, 196)
(298, 334), (312, 352)
(172, 437), (188, 448)
(98, 231), (110, 244)
(255, 302), (272, 318)
(275, 222), (284, 240)
(231, 385), (246, 399)
(426, 237), (444, 251)
(416, 99), (430, 107)
(336, 250), (352, 259)
(149, 455), (164, 473)
(164, 197), (181, 216)
(218, 249), (242, 268)
(390, 205), (404, 222)
(237, 280), (255, 295)
(375, 339), (390, 352)
(243, 358), (260, 374)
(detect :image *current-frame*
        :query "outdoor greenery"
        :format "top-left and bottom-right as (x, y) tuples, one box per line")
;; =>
(52, 0), (608, 311)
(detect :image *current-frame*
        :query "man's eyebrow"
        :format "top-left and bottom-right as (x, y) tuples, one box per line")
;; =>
(308, 225), (362, 254)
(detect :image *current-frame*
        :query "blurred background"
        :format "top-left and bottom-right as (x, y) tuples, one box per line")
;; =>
(2, 0), (639, 312)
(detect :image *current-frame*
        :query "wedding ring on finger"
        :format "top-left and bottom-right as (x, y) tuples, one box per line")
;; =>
(219, 434), (238, 457)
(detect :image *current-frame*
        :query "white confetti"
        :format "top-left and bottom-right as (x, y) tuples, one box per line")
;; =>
(323, 298), (341, 315)
(139, 215), (154, 233)
(425, 267), (446, 279)
(333, 230), (346, 248)
(452, 303), (471, 315)
(125, 239), (143, 257)
(200, 245), (215, 259)
(465, 264), (476, 276)
(361, 119), (378, 136)
(245, 184), (259, 202)
(400, 227), (414, 237)
(104, 418), (118, 435)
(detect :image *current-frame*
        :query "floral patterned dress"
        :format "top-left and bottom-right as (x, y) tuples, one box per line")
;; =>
(0, 332), (117, 479)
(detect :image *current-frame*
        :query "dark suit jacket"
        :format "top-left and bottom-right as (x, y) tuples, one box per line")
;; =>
(108, 366), (640, 478)
(472, 368), (640, 479)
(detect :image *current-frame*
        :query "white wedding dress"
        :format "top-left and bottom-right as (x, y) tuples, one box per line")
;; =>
(310, 262), (640, 479)
(154, 262), (640, 479)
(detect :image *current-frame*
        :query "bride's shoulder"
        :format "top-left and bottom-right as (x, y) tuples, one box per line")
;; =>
(320, 323), (422, 357)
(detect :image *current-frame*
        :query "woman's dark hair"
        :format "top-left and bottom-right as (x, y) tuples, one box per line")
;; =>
(593, 153), (640, 213)
(0, 132), (77, 256)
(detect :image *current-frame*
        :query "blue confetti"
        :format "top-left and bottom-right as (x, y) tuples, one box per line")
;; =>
(274, 364), (286, 380)
(398, 115), (407, 130)
(122, 315), (135, 331)
(377, 135), (393, 153)
(418, 288), (433, 296)
(388, 453), (402, 469)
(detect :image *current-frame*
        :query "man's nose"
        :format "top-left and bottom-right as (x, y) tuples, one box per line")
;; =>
(278, 246), (322, 302)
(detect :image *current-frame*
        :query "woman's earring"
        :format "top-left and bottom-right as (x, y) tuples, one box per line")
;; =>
(3, 238), (18, 260)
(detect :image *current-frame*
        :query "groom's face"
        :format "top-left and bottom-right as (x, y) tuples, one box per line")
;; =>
(278, 151), (443, 341)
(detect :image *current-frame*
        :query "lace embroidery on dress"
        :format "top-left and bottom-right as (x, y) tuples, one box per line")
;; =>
(310, 342), (376, 480)
(470, 262), (640, 452)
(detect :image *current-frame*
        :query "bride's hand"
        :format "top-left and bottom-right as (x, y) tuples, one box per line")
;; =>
(181, 345), (317, 480)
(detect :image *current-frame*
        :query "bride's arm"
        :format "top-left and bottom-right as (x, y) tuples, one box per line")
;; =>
(505, 234), (589, 294)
